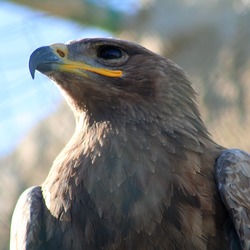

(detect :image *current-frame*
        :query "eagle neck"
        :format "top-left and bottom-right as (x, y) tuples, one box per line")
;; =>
(42, 107), (221, 228)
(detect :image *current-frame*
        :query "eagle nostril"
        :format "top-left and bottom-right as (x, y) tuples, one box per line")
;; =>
(57, 49), (65, 58)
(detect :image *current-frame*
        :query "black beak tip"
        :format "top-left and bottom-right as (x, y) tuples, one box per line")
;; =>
(28, 47), (44, 80)
(29, 61), (36, 79)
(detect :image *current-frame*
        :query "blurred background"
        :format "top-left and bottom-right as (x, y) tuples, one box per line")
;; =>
(1, 0), (250, 248)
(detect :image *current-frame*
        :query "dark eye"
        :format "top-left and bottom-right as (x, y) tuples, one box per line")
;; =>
(98, 46), (123, 60)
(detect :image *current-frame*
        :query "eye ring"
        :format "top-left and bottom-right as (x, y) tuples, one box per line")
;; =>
(97, 46), (123, 60)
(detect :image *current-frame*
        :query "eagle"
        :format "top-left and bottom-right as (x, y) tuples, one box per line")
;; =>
(10, 38), (250, 250)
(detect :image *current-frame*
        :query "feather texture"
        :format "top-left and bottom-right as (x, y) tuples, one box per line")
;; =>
(10, 38), (250, 249)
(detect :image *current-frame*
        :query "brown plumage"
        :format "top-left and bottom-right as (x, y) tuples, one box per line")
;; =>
(10, 38), (250, 250)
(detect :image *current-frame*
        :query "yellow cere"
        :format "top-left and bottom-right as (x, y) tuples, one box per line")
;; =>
(50, 43), (123, 78)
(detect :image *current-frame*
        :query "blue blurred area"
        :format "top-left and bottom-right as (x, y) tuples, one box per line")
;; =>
(88, 0), (139, 13)
(0, 1), (111, 157)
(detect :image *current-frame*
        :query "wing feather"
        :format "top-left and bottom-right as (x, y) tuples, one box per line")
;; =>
(10, 186), (45, 250)
(216, 149), (250, 250)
